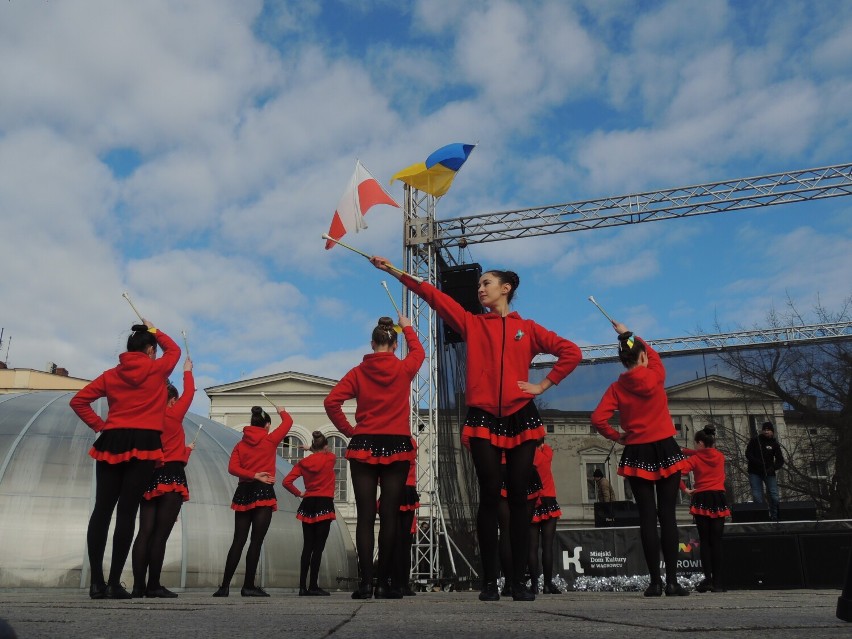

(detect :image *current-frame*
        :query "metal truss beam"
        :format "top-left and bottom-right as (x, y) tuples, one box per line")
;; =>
(436, 163), (852, 247)
(531, 321), (852, 368)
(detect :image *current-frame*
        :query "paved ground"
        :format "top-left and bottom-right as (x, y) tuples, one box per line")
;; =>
(0, 588), (849, 639)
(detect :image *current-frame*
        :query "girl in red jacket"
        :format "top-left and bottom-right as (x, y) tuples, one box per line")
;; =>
(324, 313), (425, 600)
(283, 431), (337, 597)
(371, 258), (581, 601)
(395, 442), (420, 596)
(528, 439), (562, 595)
(213, 405), (293, 598)
(591, 321), (688, 597)
(681, 426), (730, 593)
(131, 356), (195, 599)
(70, 320), (180, 600)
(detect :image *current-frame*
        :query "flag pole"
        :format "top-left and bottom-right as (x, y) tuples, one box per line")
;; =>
(322, 234), (424, 283)
(380, 281), (401, 315)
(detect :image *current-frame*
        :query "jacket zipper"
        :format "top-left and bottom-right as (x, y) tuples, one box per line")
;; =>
(498, 316), (506, 417)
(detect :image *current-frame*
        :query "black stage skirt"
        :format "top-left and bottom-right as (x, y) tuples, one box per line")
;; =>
(462, 401), (545, 449)
(690, 490), (731, 518)
(532, 496), (562, 523)
(231, 481), (277, 512)
(90, 428), (163, 464)
(143, 461), (189, 502)
(345, 434), (415, 465)
(400, 485), (420, 512)
(297, 496), (336, 523)
(500, 468), (542, 501)
(618, 436), (688, 481)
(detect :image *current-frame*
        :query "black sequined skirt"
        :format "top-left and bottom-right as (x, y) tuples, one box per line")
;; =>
(297, 496), (336, 523)
(143, 461), (189, 501)
(690, 490), (731, 518)
(462, 401), (545, 449)
(532, 496), (562, 522)
(618, 436), (688, 480)
(90, 428), (163, 464)
(400, 485), (420, 512)
(231, 481), (277, 512)
(345, 434), (415, 465)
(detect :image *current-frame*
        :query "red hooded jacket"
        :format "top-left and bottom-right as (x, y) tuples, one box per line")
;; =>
(283, 450), (336, 498)
(591, 336), (676, 445)
(534, 443), (557, 497)
(70, 330), (180, 433)
(324, 326), (425, 438)
(399, 275), (581, 417)
(228, 409), (293, 483)
(161, 370), (194, 464)
(681, 447), (726, 492)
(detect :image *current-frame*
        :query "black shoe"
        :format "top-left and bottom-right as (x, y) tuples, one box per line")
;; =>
(308, 587), (330, 596)
(130, 584), (146, 598)
(212, 585), (229, 597)
(241, 586), (270, 597)
(104, 583), (133, 600)
(665, 582), (689, 596)
(694, 578), (711, 593)
(146, 586), (178, 598)
(89, 582), (106, 599)
(374, 582), (403, 599)
(511, 582), (535, 601)
(644, 581), (663, 597)
(299, 587), (310, 596)
(479, 580), (500, 601)
(542, 582), (561, 594)
(351, 583), (373, 599)
(401, 586), (417, 597)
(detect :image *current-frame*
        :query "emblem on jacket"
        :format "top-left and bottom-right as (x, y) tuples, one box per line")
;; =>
(515, 330), (525, 341)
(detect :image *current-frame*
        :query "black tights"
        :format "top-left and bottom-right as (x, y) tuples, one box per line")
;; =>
(528, 517), (557, 586)
(300, 520), (332, 590)
(470, 439), (536, 584)
(695, 514), (725, 587)
(219, 507), (273, 588)
(629, 473), (681, 584)
(88, 459), (155, 586)
(350, 460), (409, 586)
(131, 492), (184, 590)
(396, 510), (415, 587)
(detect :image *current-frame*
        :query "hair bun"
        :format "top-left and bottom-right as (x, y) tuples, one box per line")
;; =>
(251, 406), (263, 416)
(377, 317), (394, 329)
(131, 324), (147, 332)
(704, 425), (717, 435)
(312, 430), (323, 439)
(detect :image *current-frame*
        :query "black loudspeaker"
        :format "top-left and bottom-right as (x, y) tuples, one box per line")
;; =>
(438, 264), (482, 344)
(722, 535), (804, 589)
(798, 533), (852, 588)
(594, 501), (640, 528)
(779, 501), (817, 521)
(731, 502), (770, 523)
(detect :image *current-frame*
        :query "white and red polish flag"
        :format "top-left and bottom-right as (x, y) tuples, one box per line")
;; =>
(325, 160), (400, 249)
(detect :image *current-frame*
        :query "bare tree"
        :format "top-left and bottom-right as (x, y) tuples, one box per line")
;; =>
(709, 298), (852, 518)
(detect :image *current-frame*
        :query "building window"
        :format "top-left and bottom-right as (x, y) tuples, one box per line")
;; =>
(277, 436), (305, 464)
(327, 435), (348, 501)
(585, 462), (606, 501)
(546, 424), (554, 434)
(808, 461), (828, 478)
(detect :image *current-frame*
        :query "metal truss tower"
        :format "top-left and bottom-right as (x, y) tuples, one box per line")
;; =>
(403, 162), (852, 585)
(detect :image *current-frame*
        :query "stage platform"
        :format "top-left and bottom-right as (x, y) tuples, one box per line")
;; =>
(0, 588), (848, 639)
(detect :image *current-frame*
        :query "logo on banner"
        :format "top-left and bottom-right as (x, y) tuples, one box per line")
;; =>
(562, 547), (584, 574)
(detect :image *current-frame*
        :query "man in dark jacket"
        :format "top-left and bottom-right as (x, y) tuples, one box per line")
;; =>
(745, 421), (785, 520)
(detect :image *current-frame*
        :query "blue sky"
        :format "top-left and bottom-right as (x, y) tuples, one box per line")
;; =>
(1, 0), (850, 414)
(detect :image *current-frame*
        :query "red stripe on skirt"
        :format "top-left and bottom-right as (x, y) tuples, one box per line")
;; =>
(463, 424), (545, 449)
